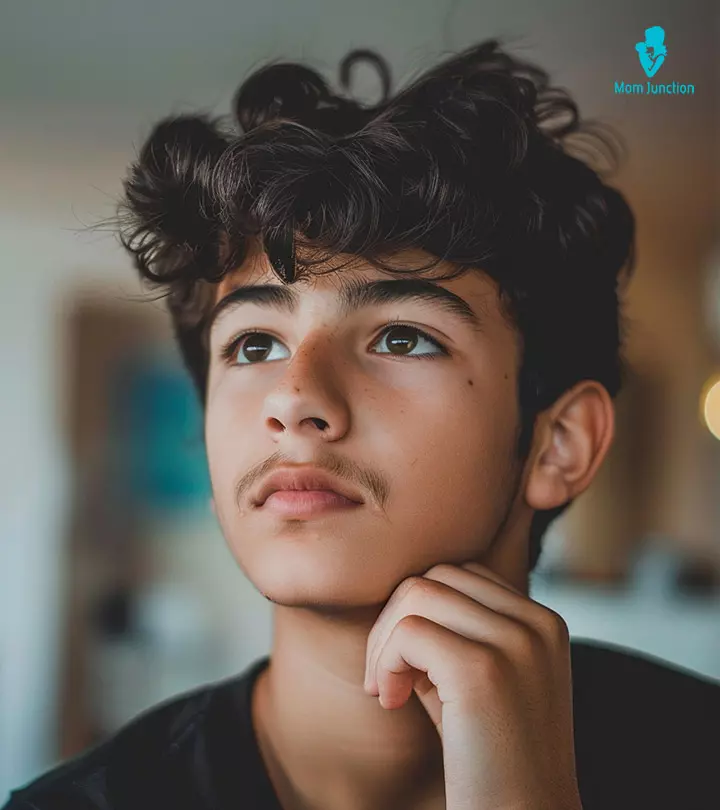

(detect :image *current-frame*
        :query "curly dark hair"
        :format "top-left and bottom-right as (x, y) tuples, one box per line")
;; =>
(113, 38), (636, 572)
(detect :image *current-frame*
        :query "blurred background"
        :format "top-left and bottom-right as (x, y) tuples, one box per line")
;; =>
(1, 0), (719, 799)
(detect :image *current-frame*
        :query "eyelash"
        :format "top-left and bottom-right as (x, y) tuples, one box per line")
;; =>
(219, 319), (450, 366)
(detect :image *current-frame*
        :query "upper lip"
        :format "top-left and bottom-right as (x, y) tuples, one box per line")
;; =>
(252, 466), (365, 507)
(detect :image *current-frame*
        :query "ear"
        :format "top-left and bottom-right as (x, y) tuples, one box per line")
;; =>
(524, 381), (615, 512)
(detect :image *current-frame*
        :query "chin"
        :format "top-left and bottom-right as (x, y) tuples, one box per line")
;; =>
(229, 542), (399, 608)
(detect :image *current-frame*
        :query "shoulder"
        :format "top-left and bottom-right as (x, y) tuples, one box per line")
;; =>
(2, 675), (240, 810)
(570, 638), (720, 807)
(570, 636), (720, 707)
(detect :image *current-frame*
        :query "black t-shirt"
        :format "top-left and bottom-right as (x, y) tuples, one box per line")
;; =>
(4, 638), (719, 810)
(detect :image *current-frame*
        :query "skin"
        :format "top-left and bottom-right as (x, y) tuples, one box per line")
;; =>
(203, 237), (615, 810)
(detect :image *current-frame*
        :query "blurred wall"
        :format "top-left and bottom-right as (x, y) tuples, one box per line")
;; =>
(1, 0), (717, 794)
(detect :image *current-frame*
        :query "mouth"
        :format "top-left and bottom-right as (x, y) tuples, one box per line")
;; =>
(257, 489), (363, 518)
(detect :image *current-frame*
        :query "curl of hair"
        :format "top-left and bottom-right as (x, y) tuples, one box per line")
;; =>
(112, 38), (636, 571)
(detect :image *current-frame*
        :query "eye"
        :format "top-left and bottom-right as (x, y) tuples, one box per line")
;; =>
(221, 332), (291, 365)
(370, 322), (448, 358)
(219, 322), (448, 367)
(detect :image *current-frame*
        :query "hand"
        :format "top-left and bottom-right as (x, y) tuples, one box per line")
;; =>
(364, 562), (583, 810)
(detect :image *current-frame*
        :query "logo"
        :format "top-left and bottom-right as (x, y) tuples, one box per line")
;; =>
(613, 26), (695, 96)
(635, 26), (667, 77)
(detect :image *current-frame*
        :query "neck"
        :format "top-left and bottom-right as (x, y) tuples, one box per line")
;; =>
(253, 603), (446, 810)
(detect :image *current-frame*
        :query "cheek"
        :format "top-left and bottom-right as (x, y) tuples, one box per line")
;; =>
(379, 374), (518, 524)
(387, 368), (516, 459)
(203, 398), (251, 507)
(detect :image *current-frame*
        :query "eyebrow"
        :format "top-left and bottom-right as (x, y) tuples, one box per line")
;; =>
(205, 277), (483, 341)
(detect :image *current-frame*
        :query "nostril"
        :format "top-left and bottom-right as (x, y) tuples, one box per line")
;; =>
(309, 417), (328, 430)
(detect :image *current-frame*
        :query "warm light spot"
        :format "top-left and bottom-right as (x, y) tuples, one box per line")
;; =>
(701, 377), (720, 440)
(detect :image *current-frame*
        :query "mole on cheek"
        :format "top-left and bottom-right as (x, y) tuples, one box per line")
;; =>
(467, 379), (474, 386)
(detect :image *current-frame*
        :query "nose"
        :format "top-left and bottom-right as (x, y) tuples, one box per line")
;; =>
(260, 331), (351, 444)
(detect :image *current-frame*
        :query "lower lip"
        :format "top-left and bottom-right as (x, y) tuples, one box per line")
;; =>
(259, 490), (363, 518)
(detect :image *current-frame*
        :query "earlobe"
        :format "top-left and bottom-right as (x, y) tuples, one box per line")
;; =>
(524, 382), (615, 512)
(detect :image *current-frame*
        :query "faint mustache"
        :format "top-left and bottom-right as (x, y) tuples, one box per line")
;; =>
(234, 452), (390, 514)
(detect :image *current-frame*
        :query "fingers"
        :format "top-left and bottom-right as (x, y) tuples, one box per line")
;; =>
(371, 614), (480, 718)
(428, 563), (569, 648)
(434, 562), (528, 600)
(364, 575), (524, 696)
(365, 562), (568, 700)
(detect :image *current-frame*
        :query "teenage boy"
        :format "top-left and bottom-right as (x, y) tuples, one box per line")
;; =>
(5, 39), (719, 810)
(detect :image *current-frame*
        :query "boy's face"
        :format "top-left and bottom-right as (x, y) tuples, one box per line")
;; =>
(204, 242), (528, 608)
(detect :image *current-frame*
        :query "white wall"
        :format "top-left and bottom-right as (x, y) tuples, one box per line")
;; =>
(1, 0), (717, 797)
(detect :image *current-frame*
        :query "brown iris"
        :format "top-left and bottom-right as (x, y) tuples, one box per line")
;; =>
(239, 333), (273, 363)
(384, 325), (418, 355)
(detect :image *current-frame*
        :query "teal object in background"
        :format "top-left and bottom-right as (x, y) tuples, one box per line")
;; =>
(111, 349), (211, 512)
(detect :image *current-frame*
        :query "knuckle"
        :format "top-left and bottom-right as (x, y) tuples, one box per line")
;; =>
(424, 563), (456, 580)
(382, 576), (422, 615)
(513, 624), (544, 660)
(400, 575), (424, 596)
(395, 612), (427, 635)
(539, 608), (570, 646)
(402, 575), (436, 603)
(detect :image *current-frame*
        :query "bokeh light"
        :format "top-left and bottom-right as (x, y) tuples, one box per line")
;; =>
(701, 376), (720, 439)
